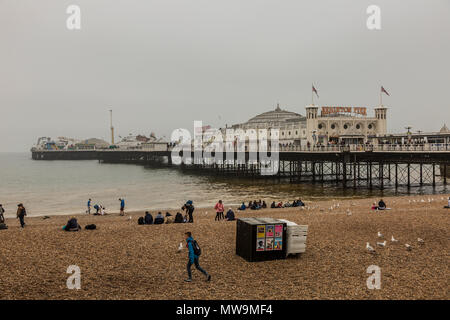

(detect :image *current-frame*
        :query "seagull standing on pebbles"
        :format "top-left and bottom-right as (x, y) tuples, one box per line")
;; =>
(377, 231), (384, 238)
(417, 238), (425, 244)
(177, 242), (184, 252)
(391, 235), (399, 242)
(405, 244), (412, 251)
(377, 241), (387, 247)
(366, 242), (376, 253)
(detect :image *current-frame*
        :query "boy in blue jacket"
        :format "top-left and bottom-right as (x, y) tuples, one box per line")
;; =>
(184, 232), (211, 282)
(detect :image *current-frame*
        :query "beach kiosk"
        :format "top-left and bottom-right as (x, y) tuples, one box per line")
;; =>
(236, 218), (287, 262)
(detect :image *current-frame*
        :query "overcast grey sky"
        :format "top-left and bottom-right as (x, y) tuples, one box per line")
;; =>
(1, 0), (449, 151)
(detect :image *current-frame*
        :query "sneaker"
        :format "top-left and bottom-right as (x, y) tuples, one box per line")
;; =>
(184, 278), (192, 282)
(206, 275), (211, 282)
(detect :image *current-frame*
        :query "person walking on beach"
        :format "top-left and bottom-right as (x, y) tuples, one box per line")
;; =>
(0, 204), (5, 224)
(182, 200), (195, 223)
(214, 200), (224, 221)
(86, 198), (92, 214)
(184, 232), (211, 283)
(119, 198), (125, 216)
(16, 203), (26, 228)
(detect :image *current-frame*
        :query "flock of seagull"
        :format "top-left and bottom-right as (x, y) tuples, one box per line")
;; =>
(366, 231), (425, 254)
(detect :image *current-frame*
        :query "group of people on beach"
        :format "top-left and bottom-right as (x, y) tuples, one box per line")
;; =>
(0, 203), (27, 229)
(371, 199), (390, 211)
(214, 200), (235, 221)
(237, 199), (305, 211)
(86, 198), (126, 216)
(138, 200), (196, 225)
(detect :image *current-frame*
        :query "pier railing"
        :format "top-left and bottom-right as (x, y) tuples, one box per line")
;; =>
(277, 143), (450, 152)
(32, 143), (450, 153)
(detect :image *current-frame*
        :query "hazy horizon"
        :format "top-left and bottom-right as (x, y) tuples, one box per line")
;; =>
(1, 0), (449, 152)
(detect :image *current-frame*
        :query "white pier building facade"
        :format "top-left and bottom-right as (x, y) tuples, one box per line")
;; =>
(229, 103), (388, 146)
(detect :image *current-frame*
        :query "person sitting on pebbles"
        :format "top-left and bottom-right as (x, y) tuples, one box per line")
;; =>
(378, 199), (387, 210)
(444, 197), (450, 209)
(154, 212), (164, 224)
(64, 217), (81, 232)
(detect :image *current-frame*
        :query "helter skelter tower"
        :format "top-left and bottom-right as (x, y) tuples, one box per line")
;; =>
(109, 109), (115, 145)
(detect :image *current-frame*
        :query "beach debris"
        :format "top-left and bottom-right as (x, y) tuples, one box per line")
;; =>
(417, 238), (425, 244)
(377, 231), (384, 238)
(391, 235), (399, 243)
(377, 241), (387, 247)
(366, 242), (376, 253)
(42, 216), (51, 220)
(405, 244), (412, 251)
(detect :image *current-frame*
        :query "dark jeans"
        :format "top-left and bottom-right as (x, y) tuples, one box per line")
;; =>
(187, 257), (208, 279)
(18, 215), (25, 228)
(215, 212), (223, 221)
(188, 211), (193, 223)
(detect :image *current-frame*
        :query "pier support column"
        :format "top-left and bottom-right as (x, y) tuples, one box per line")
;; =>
(380, 162), (384, 189)
(407, 163), (411, 188)
(420, 163), (423, 186)
(432, 164), (436, 187)
(395, 163), (398, 188)
(444, 164), (447, 185)
(312, 162), (316, 182)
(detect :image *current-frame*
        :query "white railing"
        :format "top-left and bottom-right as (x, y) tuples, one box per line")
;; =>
(32, 143), (450, 153)
(277, 143), (450, 152)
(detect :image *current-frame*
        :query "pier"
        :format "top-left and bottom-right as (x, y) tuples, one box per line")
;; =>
(31, 144), (450, 189)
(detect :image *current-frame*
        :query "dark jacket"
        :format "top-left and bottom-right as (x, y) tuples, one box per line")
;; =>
(17, 206), (26, 218)
(65, 218), (81, 231)
(174, 212), (184, 223)
(144, 213), (153, 224)
(225, 209), (235, 221)
(154, 215), (164, 224)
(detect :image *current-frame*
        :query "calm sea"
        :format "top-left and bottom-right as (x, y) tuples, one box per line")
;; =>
(0, 153), (446, 217)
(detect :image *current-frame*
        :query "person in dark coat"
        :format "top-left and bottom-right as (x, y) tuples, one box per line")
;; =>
(16, 203), (26, 228)
(174, 212), (184, 223)
(378, 199), (386, 210)
(154, 212), (164, 224)
(225, 208), (235, 221)
(144, 211), (153, 224)
(0, 204), (5, 224)
(65, 217), (81, 231)
(182, 201), (195, 223)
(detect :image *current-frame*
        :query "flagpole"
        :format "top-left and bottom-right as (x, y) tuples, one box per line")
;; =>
(312, 85), (314, 105)
(380, 87), (382, 106)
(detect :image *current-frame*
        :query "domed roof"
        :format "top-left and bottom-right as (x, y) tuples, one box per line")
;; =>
(440, 124), (449, 133)
(246, 104), (305, 125)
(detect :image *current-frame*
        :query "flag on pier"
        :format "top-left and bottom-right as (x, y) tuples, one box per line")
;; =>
(381, 86), (390, 96)
(312, 85), (319, 98)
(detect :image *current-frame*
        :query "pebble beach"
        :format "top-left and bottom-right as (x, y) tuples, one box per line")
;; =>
(0, 194), (448, 300)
